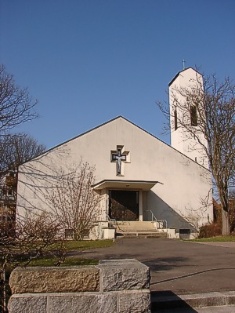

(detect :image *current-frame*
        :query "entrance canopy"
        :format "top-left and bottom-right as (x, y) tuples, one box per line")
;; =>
(92, 179), (159, 191)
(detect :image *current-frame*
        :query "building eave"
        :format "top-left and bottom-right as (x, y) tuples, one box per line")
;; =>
(92, 179), (160, 191)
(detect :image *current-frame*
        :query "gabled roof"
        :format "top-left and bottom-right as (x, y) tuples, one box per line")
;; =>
(21, 115), (209, 171)
(168, 67), (201, 87)
(35, 115), (168, 157)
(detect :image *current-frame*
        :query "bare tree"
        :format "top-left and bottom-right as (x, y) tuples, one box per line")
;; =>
(46, 161), (101, 240)
(15, 212), (64, 262)
(0, 133), (46, 174)
(157, 71), (235, 235)
(229, 190), (235, 233)
(0, 64), (37, 134)
(0, 133), (46, 240)
(0, 212), (64, 313)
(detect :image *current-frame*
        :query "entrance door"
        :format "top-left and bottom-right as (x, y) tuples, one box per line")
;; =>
(109, 190), (139, 221)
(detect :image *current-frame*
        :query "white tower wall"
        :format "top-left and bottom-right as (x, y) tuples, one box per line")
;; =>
(169, 68), (209, 169)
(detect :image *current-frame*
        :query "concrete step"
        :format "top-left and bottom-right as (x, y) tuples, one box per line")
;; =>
(113, 221), (168, 238)
(117, 229), (159, 233)
(115, 221), (157, 232)
(151, 291), (235, 312)
(116, 231), (167, 238)
(152, 304), (235, 312)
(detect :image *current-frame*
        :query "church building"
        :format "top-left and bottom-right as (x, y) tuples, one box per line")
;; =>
(16, 68), (213, 239)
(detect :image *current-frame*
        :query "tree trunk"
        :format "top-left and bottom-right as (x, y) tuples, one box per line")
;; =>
(221, 208), (230, 235)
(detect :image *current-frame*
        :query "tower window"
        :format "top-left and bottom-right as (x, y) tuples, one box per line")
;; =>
(190, 106), (198, 126)
(174, 109), (178, 130)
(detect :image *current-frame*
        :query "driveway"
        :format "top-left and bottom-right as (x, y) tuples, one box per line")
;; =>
(81, 238), (235, 294)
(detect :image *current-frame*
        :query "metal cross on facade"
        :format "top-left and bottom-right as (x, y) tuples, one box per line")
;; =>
(111, 147), (127, 175)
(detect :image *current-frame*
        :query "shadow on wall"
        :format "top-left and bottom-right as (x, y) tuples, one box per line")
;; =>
(145, 191), (197, 232)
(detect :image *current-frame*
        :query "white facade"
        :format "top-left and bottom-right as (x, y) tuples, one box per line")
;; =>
(17, 119), (213, 235)
(17, 68), (213, 238)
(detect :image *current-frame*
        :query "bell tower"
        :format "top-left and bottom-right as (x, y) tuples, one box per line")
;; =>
(169, 67), (209, 168)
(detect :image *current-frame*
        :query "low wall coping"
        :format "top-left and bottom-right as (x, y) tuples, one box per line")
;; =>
(8, 259), (151, 313)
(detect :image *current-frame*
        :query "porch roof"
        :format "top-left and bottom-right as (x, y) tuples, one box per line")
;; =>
(92, 179), (159, 191)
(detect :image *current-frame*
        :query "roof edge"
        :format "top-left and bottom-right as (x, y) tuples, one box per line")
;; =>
(19, 116), (127, 166)
(19, 115), (210, 173)
(168, 67), (202, 86)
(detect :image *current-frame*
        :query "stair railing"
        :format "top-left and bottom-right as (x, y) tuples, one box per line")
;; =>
(106, 214), (116, 225)
(146, 210), (167, 229)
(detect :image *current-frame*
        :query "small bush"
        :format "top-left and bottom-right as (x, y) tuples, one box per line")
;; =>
(199, 223), (221, 238)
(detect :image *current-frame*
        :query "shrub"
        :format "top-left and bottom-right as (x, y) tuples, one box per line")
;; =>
(199, 223), (221, 238)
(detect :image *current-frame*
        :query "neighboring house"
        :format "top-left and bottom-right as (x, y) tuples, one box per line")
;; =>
(0, 170), (17, 237)
(16, 68), (213, 239)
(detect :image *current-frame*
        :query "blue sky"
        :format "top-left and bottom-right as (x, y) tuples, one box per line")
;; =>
(1, 0), (235, 149)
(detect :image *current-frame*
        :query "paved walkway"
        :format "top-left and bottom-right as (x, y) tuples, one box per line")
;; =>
(81, 238), (235, 294)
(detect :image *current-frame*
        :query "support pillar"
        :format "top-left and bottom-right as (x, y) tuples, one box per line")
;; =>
(104, 189), (109, 220)
(139, 191), (143, 221)
(100, 189), (109, 221)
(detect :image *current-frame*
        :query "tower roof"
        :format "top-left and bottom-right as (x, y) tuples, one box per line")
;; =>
(168, 67), (201, 86)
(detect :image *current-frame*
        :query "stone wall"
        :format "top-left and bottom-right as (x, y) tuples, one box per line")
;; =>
(8, 259), (151, 313)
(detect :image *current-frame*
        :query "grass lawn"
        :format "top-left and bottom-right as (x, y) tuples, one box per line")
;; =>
(31, 240), (115, 266)
(29, 257), (99, 266)
(62, 239), (114, 250)
(191, 235), (235, 242)
(0, 239), (114, 267)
